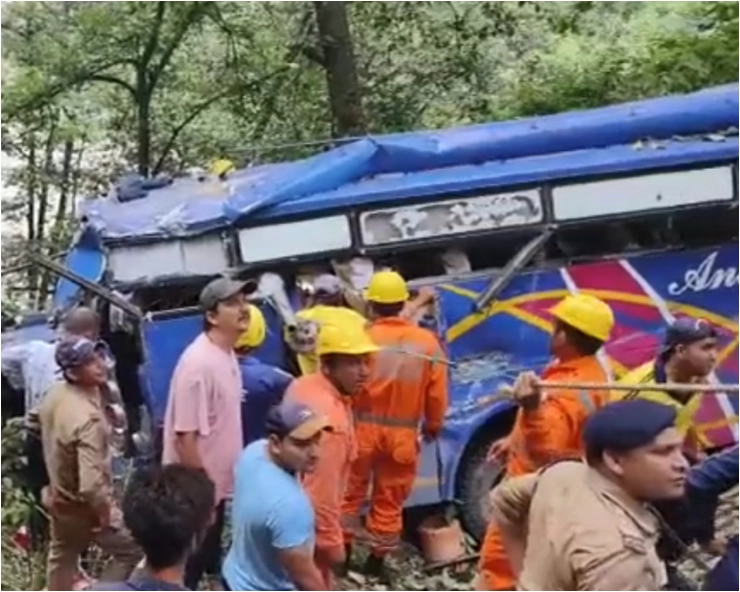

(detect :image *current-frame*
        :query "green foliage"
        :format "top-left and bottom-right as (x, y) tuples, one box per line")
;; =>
(0, 1), (737, 312)
(1, 419), (44, 591)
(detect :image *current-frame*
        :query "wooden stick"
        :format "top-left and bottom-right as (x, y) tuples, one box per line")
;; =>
(537, 381), (740, 394)
(469, 381), (740, 410)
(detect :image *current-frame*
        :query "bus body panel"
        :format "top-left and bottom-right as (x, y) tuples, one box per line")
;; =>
(137, 243), (738, 505)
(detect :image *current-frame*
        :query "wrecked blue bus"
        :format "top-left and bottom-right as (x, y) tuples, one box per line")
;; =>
(6, 83), (738, 540)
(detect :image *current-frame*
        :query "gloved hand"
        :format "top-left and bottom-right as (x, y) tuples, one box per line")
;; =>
(512, 371), (542, 411)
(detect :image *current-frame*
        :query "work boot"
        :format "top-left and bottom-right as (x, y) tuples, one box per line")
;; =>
(363, 554), (391, 585)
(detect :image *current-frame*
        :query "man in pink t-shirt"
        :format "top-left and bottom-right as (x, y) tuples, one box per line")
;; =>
(162, 277), (250, 590)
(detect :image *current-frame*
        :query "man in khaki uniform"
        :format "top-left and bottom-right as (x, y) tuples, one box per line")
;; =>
(489, 399), (690, 591)
(39, 336), (141, 590)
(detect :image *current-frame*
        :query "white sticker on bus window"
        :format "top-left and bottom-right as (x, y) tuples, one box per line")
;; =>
(359, 189), (543, 246)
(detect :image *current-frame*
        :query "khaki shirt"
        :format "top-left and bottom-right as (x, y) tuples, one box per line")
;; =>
(38, 381), (113, 509)
(490, 461), (666, 591)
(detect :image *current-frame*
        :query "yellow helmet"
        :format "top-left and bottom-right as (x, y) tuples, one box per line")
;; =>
(316, 322), (379, 357)
(210, 158), (236, 178)
(365, 270), (409, 304)
(236, 304), (266, 349)
(549, 294), (614, 342)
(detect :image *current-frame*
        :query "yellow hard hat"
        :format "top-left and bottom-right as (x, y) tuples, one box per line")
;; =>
(549, 294), (614, 342)
(316, 322), (380, 357)
(365, 270), (409, 304)
(236, 304), (266, 349)
(210, 158), (236, 178)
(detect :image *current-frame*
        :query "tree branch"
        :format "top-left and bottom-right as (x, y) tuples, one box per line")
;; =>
(149, 2), (209, 91)
(151, 67), (291, 175)
(4, 59), (135, 119)
(87, 73), (137, 97)
(140, 2), (167, 68)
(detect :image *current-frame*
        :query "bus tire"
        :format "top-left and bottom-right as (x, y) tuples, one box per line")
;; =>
(456, 427), (510, 544)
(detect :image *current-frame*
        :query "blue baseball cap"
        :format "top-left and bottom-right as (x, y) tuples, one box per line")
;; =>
(662, 318), (718, 357)
(583, 399), (677, 457)
(266, 400), (332, 440)
(55, 336), (103, 371)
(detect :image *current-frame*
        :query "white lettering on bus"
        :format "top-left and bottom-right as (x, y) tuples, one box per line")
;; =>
(667, 251), (738, 296)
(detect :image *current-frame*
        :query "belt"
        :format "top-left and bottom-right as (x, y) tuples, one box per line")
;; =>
(353, 411), (418, 429)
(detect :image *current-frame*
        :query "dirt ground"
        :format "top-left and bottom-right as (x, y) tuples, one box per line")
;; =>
(336, 490), (738, 591)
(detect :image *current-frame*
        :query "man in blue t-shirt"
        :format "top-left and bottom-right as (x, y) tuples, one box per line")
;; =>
(222, 400), (329, 591)
(87, 464), (215, 591)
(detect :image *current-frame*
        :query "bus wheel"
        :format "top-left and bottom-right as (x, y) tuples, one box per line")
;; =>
(457, 431), (508, 543)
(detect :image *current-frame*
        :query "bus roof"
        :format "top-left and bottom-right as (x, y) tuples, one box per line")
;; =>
(83, 84), (739, 245)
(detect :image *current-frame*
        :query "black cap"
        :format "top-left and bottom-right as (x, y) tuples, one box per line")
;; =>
(662, 318), (718, 357)
(583, 399), (677, 461)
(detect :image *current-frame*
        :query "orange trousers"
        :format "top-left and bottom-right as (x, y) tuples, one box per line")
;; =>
(342, 425), (419, 556)
(478, 521), (515, 590)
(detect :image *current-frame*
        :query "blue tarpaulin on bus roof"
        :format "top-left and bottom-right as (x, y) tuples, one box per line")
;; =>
(81, 83), (739, 244)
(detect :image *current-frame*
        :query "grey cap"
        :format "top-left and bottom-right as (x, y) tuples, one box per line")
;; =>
(199, 277), (249, 312)
(55, 336), (101, 371)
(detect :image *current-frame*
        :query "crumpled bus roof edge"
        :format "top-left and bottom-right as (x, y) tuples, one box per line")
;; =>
(81, 83), (739, 244)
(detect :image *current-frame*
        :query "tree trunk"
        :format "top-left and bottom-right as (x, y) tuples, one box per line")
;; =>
(313, 1), (366, 137)
(38, 138), (74, 307)
(25, 134), (38, 301)
(136, 69), (152, 177)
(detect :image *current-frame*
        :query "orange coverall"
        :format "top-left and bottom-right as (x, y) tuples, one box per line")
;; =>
(477, 355), (608, 591)
(285, 373), (356, 589)
(341, 317), (449, 556)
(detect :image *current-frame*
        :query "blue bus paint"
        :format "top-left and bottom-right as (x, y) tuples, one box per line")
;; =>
(77, 84), (738, 244)
(20, 85), (738, 512)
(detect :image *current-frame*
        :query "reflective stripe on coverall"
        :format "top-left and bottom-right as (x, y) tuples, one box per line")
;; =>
(285, 373), (356, 589)
(341, 317), (449, 556)
(611, 358), (706, 454)
(292, 305), (368, 375)
(477, 355), (608, 591)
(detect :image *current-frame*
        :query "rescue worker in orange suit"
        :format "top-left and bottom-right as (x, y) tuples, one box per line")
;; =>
(341, 271), (449, 581)
(284, 319), (380, 589)
(476, 293), (615, 591)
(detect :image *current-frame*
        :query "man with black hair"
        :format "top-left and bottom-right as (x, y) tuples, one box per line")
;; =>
(614, 317), (720, 453)
(222, 400), (330, 591)
(89, 464), (215, 591)
(39, 336), (141, 590)
(478, 293), (615, 590)
(162, 277), (250, 590)
(489, 399), (690, 590)
(613, 318), (720, 588)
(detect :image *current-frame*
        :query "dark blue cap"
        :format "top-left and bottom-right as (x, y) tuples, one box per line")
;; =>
(583, 400), (678, 458)
(662, 318), (718, 357)
(55, 336), (101, 371)
(266, 400), (332, 440)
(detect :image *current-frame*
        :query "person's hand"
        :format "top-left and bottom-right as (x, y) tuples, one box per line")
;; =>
(512, 371), (541, 410)
(422, 423), (440, 441)
(92, 503), (111, 532)
(487, 438), (510, 464)
(415, 286), (436, 304)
